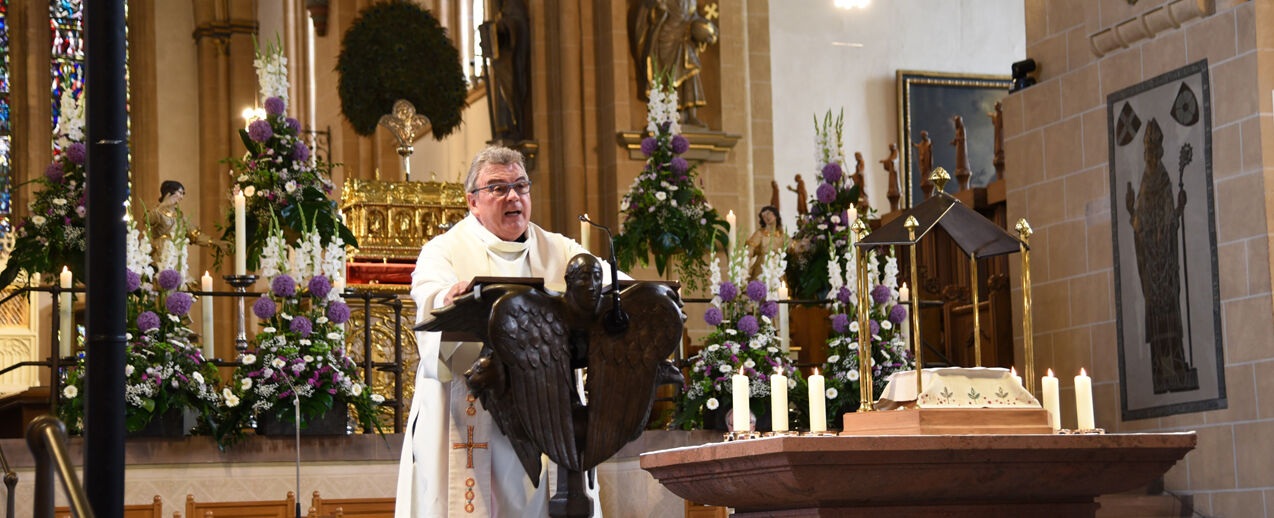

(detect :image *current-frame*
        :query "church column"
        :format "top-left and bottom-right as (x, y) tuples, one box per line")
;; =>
(128, 0), (160, 207)
(9, 1), (53, 217)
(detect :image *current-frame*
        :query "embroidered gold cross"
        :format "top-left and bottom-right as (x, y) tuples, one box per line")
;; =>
(452, 425), (488, 469)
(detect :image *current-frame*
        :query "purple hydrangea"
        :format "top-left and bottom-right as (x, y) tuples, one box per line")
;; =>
(248, 120), (273, 142)
(137, 311), (160, 332)
(156, 269), (182, 291)
(271, 274), (296, 297)
(165, 292), (193, 316)
(837, 286), (852, 305)
(640, 137), (657, 156)
(816, 182), (836, 204)
(286, 117), (302, 133)
(670, 135), (690, 154)
(308, 275), (331, 299)
(745, 280), (767, 302)
(704, 306), (724, 326)
(831, 313), (850, 334)
(264, 96), (286, 116)
(252, 296), (276, 320)
(871, 284), (891, 305)
(737, 315), (759, 336)
(125, 269), (141, 293)
(292, 141), (311, 163)
(670, 156), (689, 174)
(65, 143), (87, 165)
(869, 319), (880, 336)
(760, 300), (779, 319)
(889, 304), (908, 324)
(45, 163), (65, 183)
(822, 162), (843, 183)
(327, 301), (351, 324)
(718, 281), (738, 302)
(290, 315), (313, 338)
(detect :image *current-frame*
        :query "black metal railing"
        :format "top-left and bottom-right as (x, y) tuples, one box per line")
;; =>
(26, 415), (93, 518)
(1, 437), (16, 518)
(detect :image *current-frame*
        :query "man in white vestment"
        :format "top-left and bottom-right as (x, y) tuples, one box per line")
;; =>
(396, 146), (612, 517)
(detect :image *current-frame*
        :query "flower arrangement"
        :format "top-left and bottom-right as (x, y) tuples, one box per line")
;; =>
(671, 245), (795, 430)
(614, 76), (729, 293)
(785, 110), (865, 301)
(218, 215), (378, 443)
(57, 216), (221, 433)
(218, 39), (356, 272)
(0, 90), (88, 288)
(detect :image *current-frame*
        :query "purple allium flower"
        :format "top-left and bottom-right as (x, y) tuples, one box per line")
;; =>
(719, 281), (738, 302)
(156, 269), (182, 291)
(872, 284), (891, 305)
(869, 319), (880, 336)
(264, 96), (286, 116)
(125, 269), (141, 292)
(822, 162), (843, 183)
(745, 280), (767, 302)
(816, 182), (836, 204)
(65, 143), (87, 165)
(831, 313), (850, 334)
(165, 292), (193, 316)
(292, 141), (311, 163)
(290, 315), (313, 338)
(737, 315), (759, 336)
(248, 120), (273, 142)
(671, 134), (690, 154)
(308, 275), (331, 299)
(327, 301), (351, 324)
(837, 286), (852, 305)
(137, 311), (160, 332)
(271, 274), (296, 297)
(889, 304), (908, 324)
(286, 117), (302, 133)
(760, 300), (779, 319)
(252, 296), (276, 320)
(45, 163), (64, 183)
(670, 156), (689, 174)
(704, 306), (724, 326)
(640, 137), (657, 156)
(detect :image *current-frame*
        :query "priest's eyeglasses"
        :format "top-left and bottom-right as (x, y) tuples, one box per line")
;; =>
(470, 179), (532, 197)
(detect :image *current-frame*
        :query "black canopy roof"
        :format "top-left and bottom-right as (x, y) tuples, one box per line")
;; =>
(855, 192), (1027, 258)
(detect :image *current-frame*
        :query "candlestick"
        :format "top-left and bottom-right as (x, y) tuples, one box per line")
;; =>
(898, 282), (909, 302)
(726, 210), (737, 252)
(1075, 368), (1094, 430)
(201, 271), (215, 360)
(1016, 218), (1036, 395)
(234, 191), (247, 275)
(808, 369), (826, 433)
(1042, 369), (1060, 431)
(224, 274), (259, 353)
(905, 216), (924, 397)
(778, 282), (790, 352)
(852, 219), (874, 412)
(969, 253), (982, 367)
(770, 369), (788, 432)
(580, 213), (591, 251)
(1011, 366), (1022, 388)
(731, 372), (750, 433)
(59, 266), (72, 357)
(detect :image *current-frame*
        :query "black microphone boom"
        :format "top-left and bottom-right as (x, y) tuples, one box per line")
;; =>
(579, 214), (629, 334)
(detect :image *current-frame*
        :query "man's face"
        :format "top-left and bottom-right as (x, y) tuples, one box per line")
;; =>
(467, 163), (531, 241)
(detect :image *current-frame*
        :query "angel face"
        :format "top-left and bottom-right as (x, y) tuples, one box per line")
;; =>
(565, 254), (603, 314)
(467, 163), (532, 241)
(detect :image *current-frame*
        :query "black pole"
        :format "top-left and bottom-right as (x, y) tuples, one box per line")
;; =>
(83, 1), (129, 517)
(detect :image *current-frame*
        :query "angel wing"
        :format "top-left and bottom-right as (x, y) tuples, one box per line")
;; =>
(581, 282), (685, 469)
(414, 283), (522, 340)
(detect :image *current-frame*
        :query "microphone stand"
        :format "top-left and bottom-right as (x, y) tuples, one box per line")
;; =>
(280, 373), (302, 518)
(578, 214), (628, 333)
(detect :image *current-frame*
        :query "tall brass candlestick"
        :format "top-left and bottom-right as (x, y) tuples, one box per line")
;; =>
(852, 219), (875, 412)
(905, 216), (924, 397)
(970, 253), (982, 367)
(1016, 218), (1036, 395)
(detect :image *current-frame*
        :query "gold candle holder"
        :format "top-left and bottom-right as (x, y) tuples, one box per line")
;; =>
(970, 253), (982, 367)
(905, 216), (924, 397)
(852, 218), (875, 413)
(1016, 218), (1036, 396)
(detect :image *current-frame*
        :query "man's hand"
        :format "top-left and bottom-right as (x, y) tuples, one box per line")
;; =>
(443, 282), (469, 305)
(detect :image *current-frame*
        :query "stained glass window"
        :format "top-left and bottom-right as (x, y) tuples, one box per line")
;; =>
(49, 0), (84, 156)
(0, 0), (11, 233)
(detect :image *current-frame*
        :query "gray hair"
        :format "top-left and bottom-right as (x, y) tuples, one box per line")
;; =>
(464, 146), (526, 192)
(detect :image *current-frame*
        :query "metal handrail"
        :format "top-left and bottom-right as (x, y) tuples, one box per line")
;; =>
(26, 415), (93, 518)
(1, 437), (16, 518)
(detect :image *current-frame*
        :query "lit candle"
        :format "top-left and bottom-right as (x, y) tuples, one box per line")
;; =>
(1075, 368), (1094, 430)
(731, 372), (750, 432)
(726, 210), (737, 252)
(580, 213), (591, 251)
(848, 205), (858, 226)
(59, 266), (72, 357)
(201, 271), (215, 360)
(898, 282), (909, 303)
(808, 368), (826, 433)
(1010, 366), (1022, 388)
(1042, 369), (1060, 431)
(234, 190), (246, 275)
(770, 369), (788, 432)
(778, 282), (790, 352)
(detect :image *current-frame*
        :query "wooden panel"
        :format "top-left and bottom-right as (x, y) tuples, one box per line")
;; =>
(185, 492), (296, 518)
(685, 500), (729, 518)
(311, 491), (393, 518)
(839, 407), (1052, 435)
(58, 495), (163, 518)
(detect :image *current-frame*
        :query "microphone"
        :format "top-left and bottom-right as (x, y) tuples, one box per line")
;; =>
(578, 214), (628, 334)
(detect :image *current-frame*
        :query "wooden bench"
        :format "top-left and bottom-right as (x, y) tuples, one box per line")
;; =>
(185, 492), (297, 518)
(57, 495), (169, 518)
(307, 491), (393, 518)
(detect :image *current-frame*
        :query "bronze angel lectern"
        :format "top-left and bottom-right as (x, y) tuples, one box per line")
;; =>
(416, 254), (685, 517)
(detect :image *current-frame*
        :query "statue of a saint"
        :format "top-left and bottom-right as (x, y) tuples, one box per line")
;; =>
(988, 101), (1005, 181)
(629, 0), (719, 127)
(480, 0), (532, 143)
(745, 206), (785, 280)
(883, 145), (900, 212)
(147, 180), (207, 269)
(912, 130), (934, 198)
(787, 175), (808, 215)
(951, 115), (972, 190)
(853, 151), (868, 210)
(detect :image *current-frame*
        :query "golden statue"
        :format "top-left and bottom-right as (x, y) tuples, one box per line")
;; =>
(744, 206), (786, 280)
(147, 180), (208, 265)
(629, 0), (719, 127)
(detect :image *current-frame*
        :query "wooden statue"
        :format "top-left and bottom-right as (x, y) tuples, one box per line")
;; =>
(989, 101), (1005, 181)
(787, 174), (808, 215)
(629, 0), (719, 127)
(951, 115), (972, 190)
(770, 180), (781, 211)
(480, 0), (533, 143)
(912, 130), (934, 198)
(883, 144), (900, 212)
(852, 152), (868, 210)
(745, 206), (785, 280)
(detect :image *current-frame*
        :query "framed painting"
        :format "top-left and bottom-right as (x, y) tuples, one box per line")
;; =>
(1108, 59), (1226, 420)
(896, 70), (1012, 208)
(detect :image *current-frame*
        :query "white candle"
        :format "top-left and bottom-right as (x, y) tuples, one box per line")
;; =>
(770, 369), (788, 432)
(808, 369), (826, 433)
(234, 190), (247, 275)
(778, 282), (790, 352)
(580, 213), (591, 251)
(848, 205), (858, 226)
(59, 266), (72, 357)
(1010, 366), (1022, 388)
(201, 271), (215, 360)
(1042, 369), (1060, 431)
(1075, 368), (1094, 430)
(898, 282), (910, 302)
(726, 210), (737, 252)
(731, 372), (750, 432)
